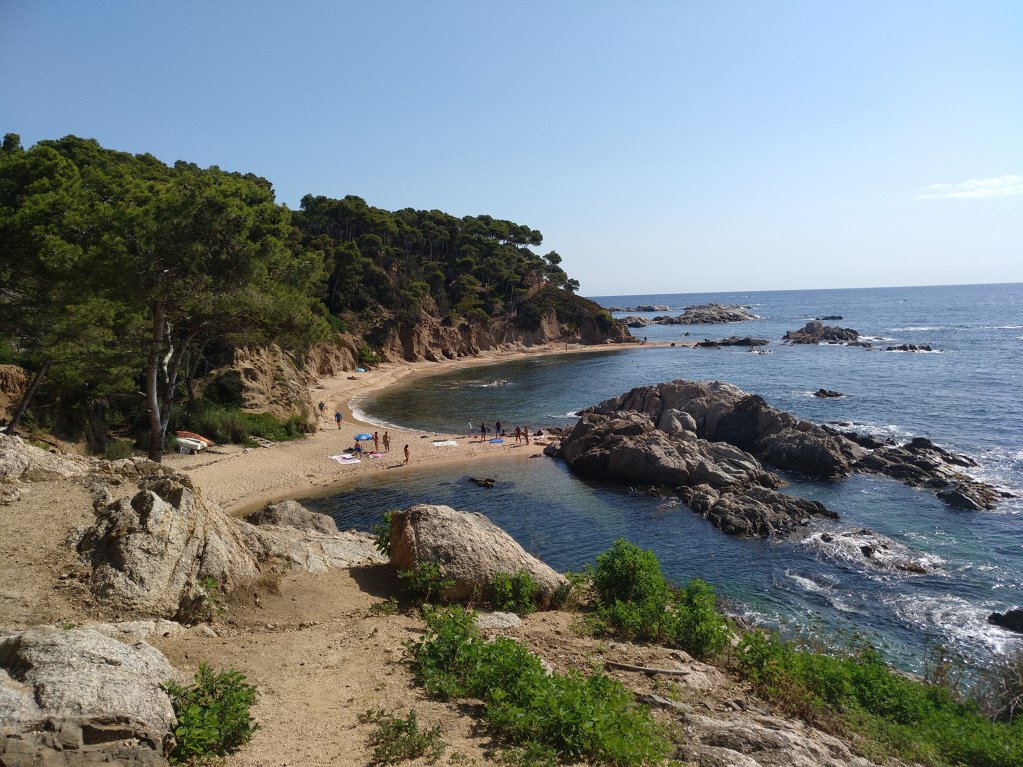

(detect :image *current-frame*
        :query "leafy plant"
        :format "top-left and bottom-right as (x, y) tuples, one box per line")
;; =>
(359, 709), (445, 765)
(369, 597), (399, 616)
(589, 539), (730, 659)
(733, 629), (1023, 767)
(397, 561), (455, 604)
(357, 344), (381, 366)
(164, 664), (259, 762)
(198, 576), (223, 618)
(489, 571), (538, 616)
(371, 510), (395, 557)
(102, 438), (135, 460)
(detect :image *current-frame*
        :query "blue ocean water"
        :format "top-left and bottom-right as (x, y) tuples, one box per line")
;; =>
(305, 283), (1023, 672)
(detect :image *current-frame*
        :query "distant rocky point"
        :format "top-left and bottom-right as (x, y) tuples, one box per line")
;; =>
(783, 320), (863, 345)
(695, 337), (769, 348)
(886, 344), (935, 352)
(606, 304), (672, 312)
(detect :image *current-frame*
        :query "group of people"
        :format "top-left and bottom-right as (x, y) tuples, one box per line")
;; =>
(473, 419), (530, 444)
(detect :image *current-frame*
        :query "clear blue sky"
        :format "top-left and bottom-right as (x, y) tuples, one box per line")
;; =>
(2, 0), (1021, 295)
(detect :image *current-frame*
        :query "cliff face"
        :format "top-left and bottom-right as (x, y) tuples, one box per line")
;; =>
(219, 307), (631, 424)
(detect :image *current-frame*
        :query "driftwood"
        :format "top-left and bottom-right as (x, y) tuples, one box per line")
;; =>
(605, 661), (690, 677)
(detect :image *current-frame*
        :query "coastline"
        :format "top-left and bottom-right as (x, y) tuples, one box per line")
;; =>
(171, 340), (680, 515)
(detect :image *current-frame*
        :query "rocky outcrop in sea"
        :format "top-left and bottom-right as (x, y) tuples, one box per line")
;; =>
(553, 380), (1007, 535)
(783, 320), (862, 345)
(657, 303), (759, 324)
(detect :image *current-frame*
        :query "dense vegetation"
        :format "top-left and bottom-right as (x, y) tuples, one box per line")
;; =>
(0, 133), (608, 458)
(163, 663), (259, 763)
(580, 539), (1023, 767)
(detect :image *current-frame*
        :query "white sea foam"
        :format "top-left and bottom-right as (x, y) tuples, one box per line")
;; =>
(889, 326), (945, 332)
(801, 529), (944, 575)
(884, 592), (1019, 656)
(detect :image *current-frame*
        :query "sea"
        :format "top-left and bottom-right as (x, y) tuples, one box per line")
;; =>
(304, 283), (1023, 674)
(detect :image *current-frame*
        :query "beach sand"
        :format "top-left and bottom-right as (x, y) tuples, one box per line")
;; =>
(168, 341), (673, 514)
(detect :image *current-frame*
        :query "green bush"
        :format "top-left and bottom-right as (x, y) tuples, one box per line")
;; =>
(203, 371), (245, 408)
(183, 400), (310, 445)
(408, 606), (670, 766)
(164, 663), (259, 762)
(357, 344), (381, 366)
(397, 561), (455, 604)
(734, 629), (1023, 767)
(371, 510), (395, 557)
(103, 438), (135, 460)
(359, 709), (445, 765)
(590, 540), (730, 659)
(489, 571), (538, 616)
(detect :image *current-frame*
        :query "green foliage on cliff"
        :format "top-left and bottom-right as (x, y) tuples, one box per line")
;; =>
(590, 539), (731, 659)
(735, 630), (1023, 767)
(408, 605), (671, 766)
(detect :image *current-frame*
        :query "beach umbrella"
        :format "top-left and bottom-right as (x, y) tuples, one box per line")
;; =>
(355, 433), (373, 441)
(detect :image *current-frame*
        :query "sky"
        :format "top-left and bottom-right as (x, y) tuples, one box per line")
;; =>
(2, 0), (1021, 296)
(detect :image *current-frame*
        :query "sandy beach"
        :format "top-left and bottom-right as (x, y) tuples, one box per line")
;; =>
(169, 341), (673, 515)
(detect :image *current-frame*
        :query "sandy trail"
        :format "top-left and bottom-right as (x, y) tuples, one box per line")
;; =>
(169, 341), (673, 514)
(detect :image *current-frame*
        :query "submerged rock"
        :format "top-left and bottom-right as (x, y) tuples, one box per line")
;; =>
(695, 337), (770, 348)
(813, 389), (844, 398)
(885, 343), (935, 352)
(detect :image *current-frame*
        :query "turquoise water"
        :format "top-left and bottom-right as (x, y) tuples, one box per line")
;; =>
(305, 283), (1023, 672)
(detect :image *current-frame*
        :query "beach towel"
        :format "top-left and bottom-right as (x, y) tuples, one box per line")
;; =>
(431, 440), (458, 447)
(487, 438), (504, 444)
(330, 454), (361, 465)
(369, 452), (384, 458)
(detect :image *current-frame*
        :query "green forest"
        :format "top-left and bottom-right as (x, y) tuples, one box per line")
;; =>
(0, 134), (617, 460)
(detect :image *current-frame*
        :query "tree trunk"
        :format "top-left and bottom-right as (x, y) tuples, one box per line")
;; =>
(146, 303), (167, 462)
(3, 359), (51, 435)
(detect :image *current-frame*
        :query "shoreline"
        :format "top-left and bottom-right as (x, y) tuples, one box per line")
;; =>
(172, 340), (681, 515)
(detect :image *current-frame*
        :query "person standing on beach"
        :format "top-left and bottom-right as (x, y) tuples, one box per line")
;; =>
(383, 431), (390, 452)
(373, 432), (380, 452)
(403, 444), (410, 465)
(523, 425), (530, 444)
(495, 419), (502, 437)
(334, 410), (342, 429)
(480, 422), (487, 441)
(318, 400), (326, 419)
(467, 419), (472, 438)
(514, 425), (522, 444)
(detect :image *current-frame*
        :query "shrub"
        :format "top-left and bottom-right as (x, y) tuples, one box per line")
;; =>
(184, 400), (310, 445)
(103, 438), (135, 460)
(407, 606), (670, 766)
(489, 571), (538, 616)
(357, 344), (381, 366)
(371, 510), (395, 557)
(164, 663), (259, 762)
(203, 371), (245, 408)
(734, 629), (1023, 767)
(397, 561), (455, 604)
(590, 540), (730, 659)
(359, 709), (445, 765)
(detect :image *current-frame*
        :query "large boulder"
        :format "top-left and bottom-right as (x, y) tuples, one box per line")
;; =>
(77, 477), (383, 620)
(0, 434), (92, 483)
(987, 608), (1023, 634)
(0, 627), (178, 743)
(245, 499), (338, 535)
(389, 504), (567, 607)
